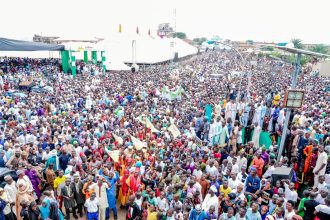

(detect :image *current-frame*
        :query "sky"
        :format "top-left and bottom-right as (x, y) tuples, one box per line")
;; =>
(1, 0), (329, 44)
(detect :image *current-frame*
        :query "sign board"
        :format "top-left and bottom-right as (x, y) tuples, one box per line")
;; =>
(283, 89), (304, 108)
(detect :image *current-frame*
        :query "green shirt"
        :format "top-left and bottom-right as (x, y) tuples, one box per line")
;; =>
(298, 197), (309, 217)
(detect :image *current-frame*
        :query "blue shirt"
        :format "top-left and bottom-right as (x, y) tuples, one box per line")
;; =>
(245, 175), (260, 193)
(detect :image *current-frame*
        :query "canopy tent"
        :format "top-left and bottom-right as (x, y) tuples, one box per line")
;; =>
(94, 34), (198, 65)
(0, 37), (64, 51)
(0, 51), (60, 58)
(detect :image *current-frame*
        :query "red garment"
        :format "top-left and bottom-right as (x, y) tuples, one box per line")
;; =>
(127, 175), (142, 195)
(214, 152), (221, 159)
(93, 147), (105, 157)
(120, 171), (130, 196)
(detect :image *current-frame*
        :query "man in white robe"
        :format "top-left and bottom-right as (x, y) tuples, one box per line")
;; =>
(209, 119), (217, 145)
(252, 122), (261, 148)
(202, 185), (219, 215)
(219, 121), (229, 146)
(252, 103), (262, 125)
(213, 118), (222, 145)
(3, 175), (17, 215)
(90, 176), (110, 220)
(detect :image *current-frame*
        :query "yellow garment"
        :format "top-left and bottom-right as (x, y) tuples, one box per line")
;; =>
(273, 94), (280, 105)
(219, 185), (232, 197)
(147, 210), (158, 220)
(54, 176), (66, 194)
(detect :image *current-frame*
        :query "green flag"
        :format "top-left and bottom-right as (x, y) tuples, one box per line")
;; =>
(101, 51), (106, 71)
(70, 51), (76, 77)
(61, 50), (70, 73)
(84, 51), (88, 63)
(91, 51), (97, 64)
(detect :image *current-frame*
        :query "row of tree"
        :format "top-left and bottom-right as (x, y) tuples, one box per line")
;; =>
(290, 38), (329, 54)
(171, 32), (329, 54)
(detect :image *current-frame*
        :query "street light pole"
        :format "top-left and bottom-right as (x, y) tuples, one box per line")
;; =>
(276, 53), (301, 162)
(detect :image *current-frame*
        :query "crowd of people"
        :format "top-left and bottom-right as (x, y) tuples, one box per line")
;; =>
(0, 49), (329, 220)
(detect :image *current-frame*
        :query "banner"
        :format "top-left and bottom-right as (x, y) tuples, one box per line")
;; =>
(84, 51), (88, 63)
(70, 51), (76, 77)
(101, 51), (106, 71)
(161, 85), (184, 101)
(112, 134), (123, 145)
(137, 114), (159, 133)
(61, 50), (70, 73)
(92, 51), (97, 64)
(105, 149), (120, 162)
(168, 124), (181, 138)
(130, 135), (147, 150)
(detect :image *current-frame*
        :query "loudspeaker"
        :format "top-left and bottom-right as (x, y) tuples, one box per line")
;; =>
(174, 52), (179, 62)
(271, 167), (293, 186)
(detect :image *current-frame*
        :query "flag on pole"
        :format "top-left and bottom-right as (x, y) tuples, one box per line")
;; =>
(101, 51), (106, 71)
(105, 149), (120, 162)
(112, 134), (123, 145)
(91, 51), (97, 64)
(136, 114), (159, 133)
(119, 24), (122, 33)
(136, 26), (139, 34)
(83, 51), (88, 63)
(70, 51), (76, 77)
(130, 135), (147, 150)
(61, 50), (70, 73)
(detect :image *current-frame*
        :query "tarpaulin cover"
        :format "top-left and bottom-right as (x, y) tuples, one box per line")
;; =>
(0, 38), (64, 51)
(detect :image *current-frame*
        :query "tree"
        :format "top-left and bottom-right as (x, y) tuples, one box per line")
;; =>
(310, 44), (329, 54)
(246, 40), (254, 45)
(291, 38), (304, 49)
(173, 32), (187, 39)
(193, 37), (207, 45)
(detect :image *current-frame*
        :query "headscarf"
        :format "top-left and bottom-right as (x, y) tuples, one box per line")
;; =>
(40, 199), (50, 220)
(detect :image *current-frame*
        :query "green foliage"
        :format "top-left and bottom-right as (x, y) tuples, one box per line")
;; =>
(291, 38), (304, 49)
(287, 55), (311, 65)
(173, 32), (187, 39)
(270, 51), (282, 58)
(246, 40), (254, 45)
(310, 44), (329, 54)
(193, 37), (207, 45)
(261, 46), (274, 51)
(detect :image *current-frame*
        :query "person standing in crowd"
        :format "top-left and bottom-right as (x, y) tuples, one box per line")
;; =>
(91, 176), (110, 220)
(0, 49), (328, 220)
(84, 192), (99, 220)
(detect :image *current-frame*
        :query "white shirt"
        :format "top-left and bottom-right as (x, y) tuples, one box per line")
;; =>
(284, 209), (295, 220)
(202, 194), (218, 215)
(228, 178), (240, 190)
(284, 183), (298, 202)
(263, 165), (275, 178)
(232, 164), (239, 174)
(84, 198), (99, 212)
(237, 157), (247, 170)
(313, 151), (327, 175)
(315, 204), (330, 215)
(316, 194), (326, 205)
(156, 197), (169, 211)
(135, 197), (143, 210)
(206, 165), (219, 177)
(4, 182), (17, 204)
(192, 169), (203, 180)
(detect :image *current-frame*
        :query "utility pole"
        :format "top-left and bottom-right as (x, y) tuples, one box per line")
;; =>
(275, 45), (329, 163)
(276, 53), (301, 162)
